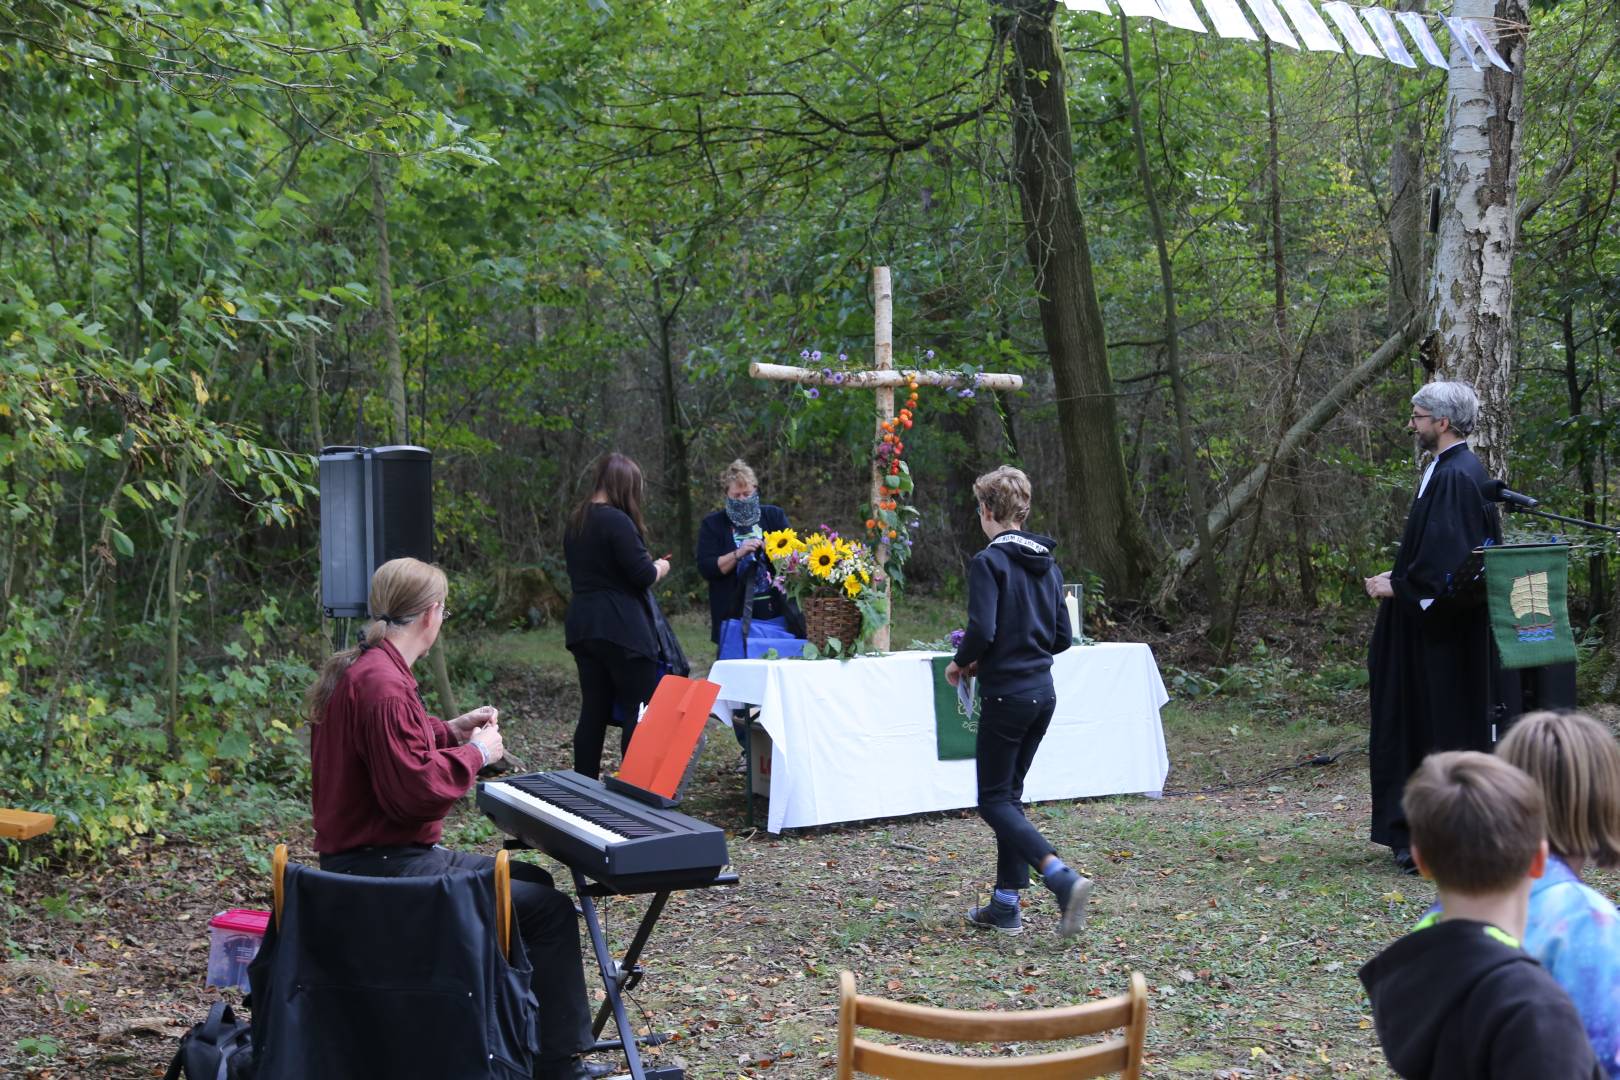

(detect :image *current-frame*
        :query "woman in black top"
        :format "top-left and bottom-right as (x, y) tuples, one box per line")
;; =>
(563, 453), (670, 778)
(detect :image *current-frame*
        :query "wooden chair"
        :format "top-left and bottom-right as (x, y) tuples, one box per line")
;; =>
(837, 970), (1149, 1080)
(0, 808), (56, 841)
(272, 843), (513, 959)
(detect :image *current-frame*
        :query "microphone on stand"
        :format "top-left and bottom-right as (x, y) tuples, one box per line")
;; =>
(1483, 479), (1540, 509)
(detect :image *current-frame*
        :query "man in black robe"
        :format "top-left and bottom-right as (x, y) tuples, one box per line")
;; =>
(1364, 381), (1501, 874)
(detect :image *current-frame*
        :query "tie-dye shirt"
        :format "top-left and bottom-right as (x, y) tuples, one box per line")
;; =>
(1524, 854), (1620, 1078)
(1426, 854), (1620, 1075)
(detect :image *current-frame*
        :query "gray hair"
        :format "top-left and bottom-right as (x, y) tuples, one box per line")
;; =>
(1411, 381), (1479, 436)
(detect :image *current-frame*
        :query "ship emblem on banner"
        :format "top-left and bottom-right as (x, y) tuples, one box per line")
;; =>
(1484, 545), (1577, 669)
(1509, 571), (1554, 642)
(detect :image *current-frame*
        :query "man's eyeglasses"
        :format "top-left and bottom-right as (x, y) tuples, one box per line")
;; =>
(1410, 412), (1436, 423)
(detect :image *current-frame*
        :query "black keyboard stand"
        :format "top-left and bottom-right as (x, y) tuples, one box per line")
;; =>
(573, 868), (739, 1080)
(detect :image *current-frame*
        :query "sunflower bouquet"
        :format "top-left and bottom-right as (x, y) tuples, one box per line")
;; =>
(761, 527), (887, 650)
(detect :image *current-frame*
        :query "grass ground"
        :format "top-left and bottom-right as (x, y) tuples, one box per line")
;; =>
(7, 612), (1609, 1078)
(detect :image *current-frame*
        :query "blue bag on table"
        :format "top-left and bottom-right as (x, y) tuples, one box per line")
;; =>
(718, 616), (805, 660)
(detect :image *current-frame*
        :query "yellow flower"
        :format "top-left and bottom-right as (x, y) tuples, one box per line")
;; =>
(843, 575), (863, 599)
(764, 529), (803, 559)
(807, 541), (839, 579)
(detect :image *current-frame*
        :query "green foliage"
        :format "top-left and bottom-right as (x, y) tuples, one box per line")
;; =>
(0, 600), (312, 858)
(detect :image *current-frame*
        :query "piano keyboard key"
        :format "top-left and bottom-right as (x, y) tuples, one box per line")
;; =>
(508, 775), (667, 838)
(485, 781), (627, 846)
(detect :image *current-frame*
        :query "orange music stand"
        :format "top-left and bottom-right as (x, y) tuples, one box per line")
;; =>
(609, 674), (721, 804)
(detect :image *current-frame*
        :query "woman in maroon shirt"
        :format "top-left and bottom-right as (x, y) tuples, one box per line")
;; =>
(306, 557), (600, 1080)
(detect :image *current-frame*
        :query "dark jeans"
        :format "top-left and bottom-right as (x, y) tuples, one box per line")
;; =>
(976, 687), (1059, 891)
(570, 639), (660, 779)
(319, 844), (593, 1067)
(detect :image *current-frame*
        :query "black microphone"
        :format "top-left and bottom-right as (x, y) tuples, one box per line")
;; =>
(1483, 479), (1539, 509)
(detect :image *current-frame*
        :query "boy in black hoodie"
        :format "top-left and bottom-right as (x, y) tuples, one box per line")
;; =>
(945, 466), (1091, 937)
(1358, 751), (1601, 1079)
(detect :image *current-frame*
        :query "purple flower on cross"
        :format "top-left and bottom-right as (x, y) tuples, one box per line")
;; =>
(805, 387), (820, 399)
(831, 372), (846, 384)
(811, 350), (823, 362)
(925, 349), (936, 360)
(822, 368), (833, 380)
(839, 352), (848, 362)
(959, 388), (976, 399)
(800, 349), (811, 360)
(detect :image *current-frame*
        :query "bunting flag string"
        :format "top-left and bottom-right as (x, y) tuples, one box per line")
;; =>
(1058, 0), (1519, 74)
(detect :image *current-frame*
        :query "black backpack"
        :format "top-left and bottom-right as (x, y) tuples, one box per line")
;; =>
(164, 1001), (254, 1080)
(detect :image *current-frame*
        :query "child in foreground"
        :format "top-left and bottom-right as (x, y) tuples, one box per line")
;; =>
(945, 466), (1089, 937)
(1358, 750), (1601, 1080)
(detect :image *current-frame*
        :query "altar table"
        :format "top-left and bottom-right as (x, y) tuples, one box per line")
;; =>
(707, 644), (1170, 833)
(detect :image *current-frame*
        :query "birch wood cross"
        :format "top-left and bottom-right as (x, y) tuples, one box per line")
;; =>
(749, 266), (1024, 651)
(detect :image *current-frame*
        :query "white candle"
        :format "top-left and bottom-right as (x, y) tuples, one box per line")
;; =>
(1065, 592), (1082, 642)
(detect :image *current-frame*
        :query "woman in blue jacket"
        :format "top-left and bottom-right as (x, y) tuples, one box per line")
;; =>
(695, 460), (792, 646)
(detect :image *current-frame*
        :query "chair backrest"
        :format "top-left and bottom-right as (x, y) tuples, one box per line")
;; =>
(616, 674), (721, 799)
(273, 843), (513, 958)
(258, 846), (535, 1080)
(836, 970), (1148, 1080)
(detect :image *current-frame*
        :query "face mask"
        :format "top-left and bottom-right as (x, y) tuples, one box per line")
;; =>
(725, 493), (761, 527)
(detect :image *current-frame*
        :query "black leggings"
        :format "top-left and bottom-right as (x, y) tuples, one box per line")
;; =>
(319, 844), (592, 1067)
(570, 639), (660, 779)
(975, 687), (1060, 891)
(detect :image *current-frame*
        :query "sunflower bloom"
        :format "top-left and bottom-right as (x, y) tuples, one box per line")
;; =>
(807, 542), (839, 579)
(764, 529), (802, 560)
(843, 574), (863, 599)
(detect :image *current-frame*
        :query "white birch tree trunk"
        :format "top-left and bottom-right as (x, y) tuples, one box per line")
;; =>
(1427, 0), (1529, 478)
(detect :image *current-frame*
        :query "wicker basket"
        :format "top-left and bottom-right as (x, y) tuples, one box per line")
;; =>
(802, 595), (863, 652)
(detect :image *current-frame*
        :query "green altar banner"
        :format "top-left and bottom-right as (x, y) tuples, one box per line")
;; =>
(1483, 544), (1577, 670)
(931, 655), (979, 760)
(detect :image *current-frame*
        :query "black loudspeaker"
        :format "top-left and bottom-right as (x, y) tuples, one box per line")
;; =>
(319, 445), (433, 618)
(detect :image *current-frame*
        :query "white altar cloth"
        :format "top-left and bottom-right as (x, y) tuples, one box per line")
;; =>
(708, 644), (1170, 833)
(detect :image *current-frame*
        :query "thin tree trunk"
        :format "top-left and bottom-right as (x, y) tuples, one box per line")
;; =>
(1561, 300), (1606, 622)
(1120, 16), (1219, 616)
(653, 276), (695, 565)
(164, 463), (191, 756)
(999, 0), (1154, 600)
(365, 154), (410, 443)
(1388, 0), (1427, 328)
(1427, 0), (1529, 476)
(40, 454), (131, 777)
(354, 0), (456, 717)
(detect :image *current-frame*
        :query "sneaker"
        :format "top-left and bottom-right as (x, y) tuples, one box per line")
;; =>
(1046, 869), (1093, 937)
(965, 900), (1022, 935)
(734, 749), (750, 775)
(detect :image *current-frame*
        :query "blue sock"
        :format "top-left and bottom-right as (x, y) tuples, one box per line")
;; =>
(1041, 857), (1071, 885)
(992, 888), (1020, 909)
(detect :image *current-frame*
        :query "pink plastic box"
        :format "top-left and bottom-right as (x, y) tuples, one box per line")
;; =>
(207, 908), (270, 991)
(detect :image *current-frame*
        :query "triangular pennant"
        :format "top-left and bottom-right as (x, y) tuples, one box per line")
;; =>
(1117, 0), (1171, 21)
(1444, 15), (1483, 71)
(1394, 11), (1449, 69)
(1319, 1), (1383, 57)
(1466, 18), (1514, 72)
(1361, 7), (1417, 68)
(1198, 0), (1259, 39)
(1276, 0), (1342, 52)
(1159, 0), (1210, 32)
(1240, 0), (1301, 49)
(1061, 0), (1114, 13)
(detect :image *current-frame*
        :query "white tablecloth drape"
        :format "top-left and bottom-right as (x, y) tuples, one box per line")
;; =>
(708, 644), (1170, 832)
